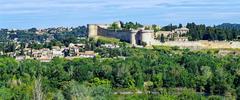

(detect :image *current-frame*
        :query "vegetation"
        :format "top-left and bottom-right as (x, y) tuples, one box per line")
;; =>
(160, 24), (178, 31)
(97, 36), (120, 44)
(122, 22), (143, 30)
(144, 24), (161, 32)
(2, 22), (240, 99)
(1, 45), (240, 99)
(217, 23), (240, 30)
(186, 23), (240, 41)
(108, 22), (121, 31)
(159, 23), (240, 41)
(107, 21), (143, 30)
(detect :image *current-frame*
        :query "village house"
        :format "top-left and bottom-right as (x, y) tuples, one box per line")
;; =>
(37, 56), (52, 62)
(174, 37), (189, 41)
(101, 44), (120, 49)
(31, 47), (64, 62)
(15, 56), (25, 61)
(15, 55), (32, 61)
(51, 46), (65, 57)
(68, 43), (86, 56)
(6, 52), (16, 58)
(65, 51), (97, 60)
(78, 51), (97, 58)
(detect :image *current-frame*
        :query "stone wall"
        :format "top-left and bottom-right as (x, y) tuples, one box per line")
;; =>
(87, 24), (141, 45)
(97, 26), (133, 42)
(155, 41), (240, 50)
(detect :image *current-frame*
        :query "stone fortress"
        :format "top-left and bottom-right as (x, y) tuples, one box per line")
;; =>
(88, 21), (189, 46)
(88, 21), (240, 49)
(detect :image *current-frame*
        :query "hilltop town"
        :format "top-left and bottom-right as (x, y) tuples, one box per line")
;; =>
(1, 21), (240, 62)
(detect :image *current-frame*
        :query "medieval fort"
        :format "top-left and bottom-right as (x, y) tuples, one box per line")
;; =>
(88, 21), (240, 49)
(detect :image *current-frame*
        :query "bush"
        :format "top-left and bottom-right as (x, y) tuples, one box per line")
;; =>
(97, 36), (120, 44)
(207, 95), (224, 100)
(177, 89), (205, 100)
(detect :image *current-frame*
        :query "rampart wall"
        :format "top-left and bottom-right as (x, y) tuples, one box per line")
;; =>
(97, 26), (132, 42)
(88, 24), (240, 49)
(155, 41), (240, 50)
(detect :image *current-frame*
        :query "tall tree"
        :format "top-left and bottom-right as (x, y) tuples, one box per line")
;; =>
(160, 34), (165, 43)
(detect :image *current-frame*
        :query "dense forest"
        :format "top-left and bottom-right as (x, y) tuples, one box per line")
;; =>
(186, 23), (240, 41)
(1, 44), (240, 99)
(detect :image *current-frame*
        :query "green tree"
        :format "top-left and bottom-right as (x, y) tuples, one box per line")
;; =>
(152, 73), (163, 88)
(108, 23), (120, 31)
(160, 34), (165, 43)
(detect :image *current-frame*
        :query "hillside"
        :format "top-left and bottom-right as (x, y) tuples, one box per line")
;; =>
(216, 23), (240, 30)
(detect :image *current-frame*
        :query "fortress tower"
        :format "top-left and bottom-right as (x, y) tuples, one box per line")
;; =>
(141, 30), (155, 46)
(130, 30), (138, 46)
(87, 24), (98, 38)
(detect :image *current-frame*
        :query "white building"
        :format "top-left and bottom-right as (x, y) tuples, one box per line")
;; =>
(101, 44), (120, 49)
(79, 51), (96, 58)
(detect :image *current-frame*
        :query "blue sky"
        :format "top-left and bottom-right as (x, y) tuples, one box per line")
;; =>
(1, 0), (240, 29)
